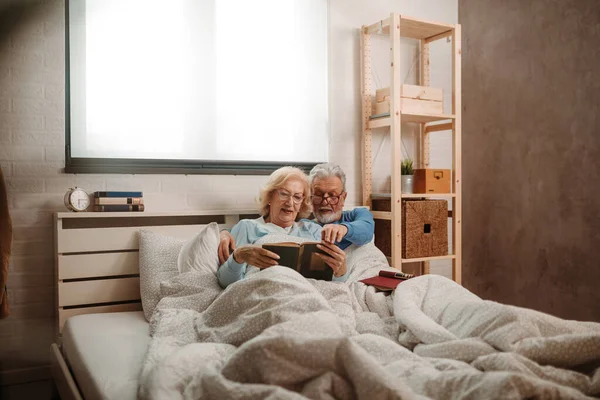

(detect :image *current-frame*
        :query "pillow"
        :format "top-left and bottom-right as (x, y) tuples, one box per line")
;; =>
(138, 230), (186, 321)
(177, 222), (220, 274)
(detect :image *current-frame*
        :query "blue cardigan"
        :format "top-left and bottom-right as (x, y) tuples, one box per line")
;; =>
(305, 208), (375, 250)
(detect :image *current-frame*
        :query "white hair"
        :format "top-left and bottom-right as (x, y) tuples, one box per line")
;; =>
(257, 166), (313, 219)
(308, 163), (346, 191)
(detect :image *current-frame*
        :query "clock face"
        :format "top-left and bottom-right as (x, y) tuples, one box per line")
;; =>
(70, 189), (90, 211)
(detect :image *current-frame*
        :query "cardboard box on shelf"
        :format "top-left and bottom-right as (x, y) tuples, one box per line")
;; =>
(414, 169), (451, 194)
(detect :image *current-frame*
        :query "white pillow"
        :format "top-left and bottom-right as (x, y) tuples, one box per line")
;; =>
(177, 222), (220, 274)
(138, 230), (186, 321)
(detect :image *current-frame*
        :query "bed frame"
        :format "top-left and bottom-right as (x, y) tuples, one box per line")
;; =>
(50, 209), (258, 400)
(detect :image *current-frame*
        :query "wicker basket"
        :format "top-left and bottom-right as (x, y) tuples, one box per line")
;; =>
(402, 199), (448, 259)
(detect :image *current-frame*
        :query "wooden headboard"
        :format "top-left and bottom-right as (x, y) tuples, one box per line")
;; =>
(54, 210), (259, 332)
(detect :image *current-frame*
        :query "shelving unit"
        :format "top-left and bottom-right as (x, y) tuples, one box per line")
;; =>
(360, 14), (462, 283)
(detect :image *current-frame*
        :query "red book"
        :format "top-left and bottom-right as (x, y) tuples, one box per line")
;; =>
(378, 270), (414, 280)
(359, 270), (415, 291)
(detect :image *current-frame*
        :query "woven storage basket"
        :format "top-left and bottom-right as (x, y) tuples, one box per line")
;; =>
(402, 199), (448, 259)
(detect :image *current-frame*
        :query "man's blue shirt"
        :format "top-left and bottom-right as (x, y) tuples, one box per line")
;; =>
(303, 207), (374, 250)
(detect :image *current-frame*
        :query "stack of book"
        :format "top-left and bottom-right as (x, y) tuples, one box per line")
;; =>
(93, 191), (144, 212)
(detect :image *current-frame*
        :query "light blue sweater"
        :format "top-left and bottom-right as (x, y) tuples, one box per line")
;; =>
(217, 217), (349, 288)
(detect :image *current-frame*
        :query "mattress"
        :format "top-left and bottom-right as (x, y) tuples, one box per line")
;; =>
(62, 311), (150, 400)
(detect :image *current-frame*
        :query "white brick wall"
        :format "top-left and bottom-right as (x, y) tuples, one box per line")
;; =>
(0, 0), (271, 377)
(5, 178), (45, 193)
(0, 0), (457, 382)
(12, 130), (63, 146)
(0, 98), (10, 114)
(0, 146), (44, 161)
(0, 82), (45, 99)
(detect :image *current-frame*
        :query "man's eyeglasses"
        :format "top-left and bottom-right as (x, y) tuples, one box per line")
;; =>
(311, 194), (343, 205)
(275, 189), (305, 204)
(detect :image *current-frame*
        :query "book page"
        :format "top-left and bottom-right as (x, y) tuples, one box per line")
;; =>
(299, 243), (332, 281)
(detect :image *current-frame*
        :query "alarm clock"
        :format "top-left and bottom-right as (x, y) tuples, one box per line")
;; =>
(64, 187), (90, 212)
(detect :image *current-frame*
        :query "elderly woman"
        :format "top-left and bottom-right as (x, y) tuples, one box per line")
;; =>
(217, 166), (348, 288)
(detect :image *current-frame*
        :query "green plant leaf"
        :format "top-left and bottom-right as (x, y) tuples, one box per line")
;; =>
(401, 158), (414, 175)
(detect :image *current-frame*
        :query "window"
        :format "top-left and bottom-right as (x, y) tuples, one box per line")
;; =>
(66, 0), (329, 174)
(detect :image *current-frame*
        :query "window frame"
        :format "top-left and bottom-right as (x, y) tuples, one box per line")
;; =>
(63, 0), (329, 175)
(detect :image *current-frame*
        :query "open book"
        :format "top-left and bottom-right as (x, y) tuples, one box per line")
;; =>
(262, 242), (332, 281)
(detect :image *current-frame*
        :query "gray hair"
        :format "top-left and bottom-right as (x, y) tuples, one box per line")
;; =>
(308, 163), (346, 191)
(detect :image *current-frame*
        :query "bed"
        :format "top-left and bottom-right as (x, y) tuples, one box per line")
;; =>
(51, 211), (600, 400)
(60, 311), (148, 400)
(51, 210), (255, 400)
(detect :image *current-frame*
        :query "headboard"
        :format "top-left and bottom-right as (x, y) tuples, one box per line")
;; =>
(54, 210), (259, 332)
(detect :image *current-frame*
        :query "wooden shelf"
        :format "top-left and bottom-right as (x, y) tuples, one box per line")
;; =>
(361, 13), (461, 283)
(402, 193), (456, 198)
(402, 255), (456, 263)
(373, 211), (453, 219)
(368, 112), (455, 128)
(55, 209), (259, 218)
(371, 197), (454, 221)
(368, 116), (392, 129)
(372, 193), (456, 199)
(371, 211), (392, 220)
(365, 15), (455, 41)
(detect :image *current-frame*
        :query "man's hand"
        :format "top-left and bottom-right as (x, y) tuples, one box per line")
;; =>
(321, 224), (348, 244)
(218, 230), (236, 264)
(233, 246), (280, 269)
(315, 242), (347, 277)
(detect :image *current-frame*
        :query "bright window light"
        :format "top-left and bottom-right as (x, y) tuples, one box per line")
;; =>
(68, 0), (329, 164)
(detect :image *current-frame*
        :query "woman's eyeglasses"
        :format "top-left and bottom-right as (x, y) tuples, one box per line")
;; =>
(311, 194), (342, 205)
(275, 189), (305, 204)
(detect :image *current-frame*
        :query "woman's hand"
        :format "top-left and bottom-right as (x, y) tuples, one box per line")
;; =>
(218, 230), (236, 264)
(316, 242), (347, 277)
(233, 246), (280, 269)
(321, 224), (348, 243)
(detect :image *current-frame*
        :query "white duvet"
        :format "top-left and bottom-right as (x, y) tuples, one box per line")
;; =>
(139, 238), (600, 400)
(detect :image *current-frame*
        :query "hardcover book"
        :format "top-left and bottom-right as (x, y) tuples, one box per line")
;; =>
(93, 204), (145, 212)
(94, 197), (143, 205)
(94, 191), (143, 198)
(359, 270), (415, 291)
(262, 242), (332, 281)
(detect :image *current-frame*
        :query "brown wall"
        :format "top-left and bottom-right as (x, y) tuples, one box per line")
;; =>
(460, 0), (600, 321)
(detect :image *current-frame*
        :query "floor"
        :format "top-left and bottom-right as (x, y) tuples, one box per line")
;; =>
(0, 379), (60, 400)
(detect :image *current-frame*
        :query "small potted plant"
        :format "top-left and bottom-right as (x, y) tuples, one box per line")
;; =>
(401, 158), (414, 194)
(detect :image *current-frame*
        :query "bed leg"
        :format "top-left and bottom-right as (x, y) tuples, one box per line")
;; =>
(50, 343), (84, 400)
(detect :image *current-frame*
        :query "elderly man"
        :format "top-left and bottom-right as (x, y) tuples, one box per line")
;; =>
(218, 163), (374, 265)
(307, 163), (374, 249)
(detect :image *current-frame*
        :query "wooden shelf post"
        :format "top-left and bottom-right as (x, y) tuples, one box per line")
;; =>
(420, 38), (431, 275)
(361, 25), (373, 210)
(452, 24), (462, 284)
(390, 14), (403, 270)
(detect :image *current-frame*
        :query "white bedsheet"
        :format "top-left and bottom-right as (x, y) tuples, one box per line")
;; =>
(62, 311), (150, 400)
